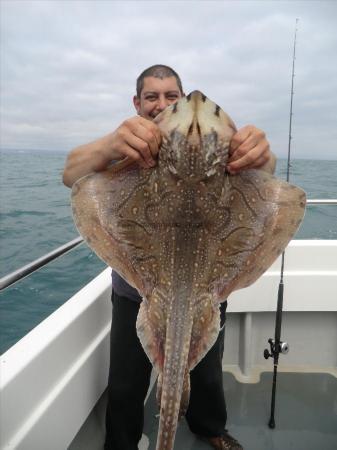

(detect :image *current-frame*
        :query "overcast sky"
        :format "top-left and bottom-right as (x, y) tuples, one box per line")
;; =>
(1, 0), (336, 159)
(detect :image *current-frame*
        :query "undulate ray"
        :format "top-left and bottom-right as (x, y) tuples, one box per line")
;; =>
(71, 91), (306, 450)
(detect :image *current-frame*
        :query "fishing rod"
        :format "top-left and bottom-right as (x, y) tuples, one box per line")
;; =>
(263, 18), (299, 429)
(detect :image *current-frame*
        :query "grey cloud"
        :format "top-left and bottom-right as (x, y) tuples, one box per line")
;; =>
(1, 0), (336, 159)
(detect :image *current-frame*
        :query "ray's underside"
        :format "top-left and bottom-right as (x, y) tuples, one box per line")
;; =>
(71, 91), (306, 450)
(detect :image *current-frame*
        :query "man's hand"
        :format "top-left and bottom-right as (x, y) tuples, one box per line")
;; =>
(62, 116), (162, 187)
(110, 116), (162, 168)
(226, 125), (275, 174)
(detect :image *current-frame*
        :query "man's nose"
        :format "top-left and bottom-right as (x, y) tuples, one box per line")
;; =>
(157, 96), (169, 111)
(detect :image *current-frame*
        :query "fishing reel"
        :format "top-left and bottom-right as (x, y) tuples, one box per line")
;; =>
(264, 338), (289, 359)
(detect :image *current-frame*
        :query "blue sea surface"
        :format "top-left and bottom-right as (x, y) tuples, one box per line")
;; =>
(0, 149), (336, 354)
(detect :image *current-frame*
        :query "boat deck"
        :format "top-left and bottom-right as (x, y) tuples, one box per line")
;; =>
(141, 372), (337, 450)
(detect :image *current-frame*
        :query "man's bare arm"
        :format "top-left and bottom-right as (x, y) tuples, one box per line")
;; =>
(63, 133), (116, 187)
(63, 117), (161, 187)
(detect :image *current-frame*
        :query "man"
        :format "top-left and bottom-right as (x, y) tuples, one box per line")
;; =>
(63, 65), (276, 450)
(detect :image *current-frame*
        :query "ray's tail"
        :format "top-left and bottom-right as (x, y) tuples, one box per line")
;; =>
(155, 309), (193, 450)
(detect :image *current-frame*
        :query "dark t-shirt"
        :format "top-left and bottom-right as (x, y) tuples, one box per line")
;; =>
(111, 270), (142, 302)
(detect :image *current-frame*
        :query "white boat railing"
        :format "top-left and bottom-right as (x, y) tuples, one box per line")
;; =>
(305, 199), (337, 204)
(0, 237), (84, 291)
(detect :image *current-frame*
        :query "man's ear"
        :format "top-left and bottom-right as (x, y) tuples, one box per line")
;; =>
(133, 95), (141, 114)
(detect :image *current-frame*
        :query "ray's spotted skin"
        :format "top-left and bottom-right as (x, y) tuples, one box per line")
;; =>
(71, 92), (306, 450)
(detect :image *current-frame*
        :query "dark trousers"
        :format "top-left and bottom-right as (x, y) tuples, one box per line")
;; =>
(104, 292), (228, 450)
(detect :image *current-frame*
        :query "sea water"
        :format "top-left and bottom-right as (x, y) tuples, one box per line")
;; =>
(0, 149), (336, 354)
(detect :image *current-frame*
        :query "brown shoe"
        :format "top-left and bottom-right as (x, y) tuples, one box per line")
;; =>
(199, 430), (243, 450)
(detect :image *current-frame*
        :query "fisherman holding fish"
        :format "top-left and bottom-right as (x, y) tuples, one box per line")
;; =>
(63, 65), (276, 450)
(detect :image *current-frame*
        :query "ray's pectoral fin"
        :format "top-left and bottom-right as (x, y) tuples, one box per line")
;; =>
(179, 369), (191, 418)
(136, 297), (166, 373)
(211, 169), (306, 300)
(115, 218), (159, 294)
(71, 161), (157, 297)
(188, 296), (221, 370)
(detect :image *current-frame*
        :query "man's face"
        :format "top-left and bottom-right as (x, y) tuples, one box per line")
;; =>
(133, 76), (183, 120)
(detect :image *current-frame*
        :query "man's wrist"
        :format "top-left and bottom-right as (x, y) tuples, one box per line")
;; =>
(96, 133), (122, 169)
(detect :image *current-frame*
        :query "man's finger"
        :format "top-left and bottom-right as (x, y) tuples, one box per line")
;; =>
(133, 117), (162, 150)
(242, 154), (269, 171)
(138, 123), (161, 159)
(139, 118), (162, 152)
(227, 146), (267, 171)
(228, 134), (259, 163)
(229, 125), (253, 153)
(229, 152), (268, 172)
(122, 144), (148, 168)
(128, 118), (161, 159)
(125, 134), (156, 167)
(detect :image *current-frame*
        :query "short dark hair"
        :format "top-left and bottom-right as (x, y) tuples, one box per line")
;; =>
(136, 64), (183, 97)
